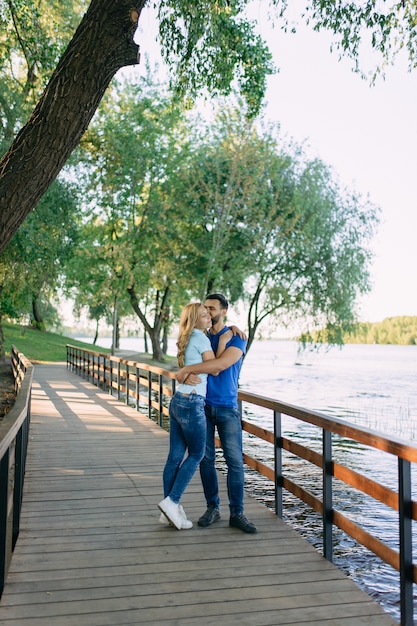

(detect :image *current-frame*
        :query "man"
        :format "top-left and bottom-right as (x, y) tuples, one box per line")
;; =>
(176, 293), (257, 534)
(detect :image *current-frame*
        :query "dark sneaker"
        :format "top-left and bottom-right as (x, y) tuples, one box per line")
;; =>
(229, 513), (258, 534)
(198, 506), (221, 527)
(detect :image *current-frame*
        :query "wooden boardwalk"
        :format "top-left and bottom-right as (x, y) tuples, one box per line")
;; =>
(0, 364), (397, 625)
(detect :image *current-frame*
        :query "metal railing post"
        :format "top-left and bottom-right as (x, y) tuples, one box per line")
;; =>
(398, 458), (413, 626)
(274, 410), (283, 517)
(158, 375), (163, 426)
(126, 364), (130, 406)
(148, 371), (152, 420)
(323, 429), (333, 562)
(136, 367), (140, 411)
(0, 449), (10, 597)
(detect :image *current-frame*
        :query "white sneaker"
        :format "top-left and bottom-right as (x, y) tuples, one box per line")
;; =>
(159, 504), (193, 529)
(178, 505), (193, 529)
(159, 512), (170, 525)
(158, 496), (183, 530)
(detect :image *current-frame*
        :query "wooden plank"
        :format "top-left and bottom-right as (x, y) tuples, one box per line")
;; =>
(0, 364), (397, 626)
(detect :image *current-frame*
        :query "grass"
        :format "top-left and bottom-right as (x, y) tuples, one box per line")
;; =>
(3, 321), (111, 363)
(2, 321), (177, 369)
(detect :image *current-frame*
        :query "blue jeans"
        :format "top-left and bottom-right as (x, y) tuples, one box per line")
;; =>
(163, 392), (206, 504)
(199, 404), (244, 516)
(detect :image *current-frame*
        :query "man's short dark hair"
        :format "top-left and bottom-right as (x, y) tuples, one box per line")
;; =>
(206, 293), (229, 311)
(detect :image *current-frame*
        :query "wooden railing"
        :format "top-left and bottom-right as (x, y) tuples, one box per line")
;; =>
(67, 344), (416, 626)
(0, 347), (33, 597)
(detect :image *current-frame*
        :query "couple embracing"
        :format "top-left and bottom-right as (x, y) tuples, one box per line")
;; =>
(158, 293), (257, 534)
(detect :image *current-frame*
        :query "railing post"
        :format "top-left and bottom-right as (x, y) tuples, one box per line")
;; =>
(274, 410), (283, 518)
(398, 458), (413, 626)
(12, 425), (24, 549)
(323, 429), (333, 562)
(158, 375), (163, 427)
(135, 367), (139, 411)
(117, 362), (121, 401)
(125, 364), (129, 406)
(148, 372), (152, 420)
(0, 449), (10, 597)
(103, 356), (107, 392)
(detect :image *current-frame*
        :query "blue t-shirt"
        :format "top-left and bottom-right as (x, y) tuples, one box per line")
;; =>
(206, 327), (246, 408)
(177, 329), (212, 397)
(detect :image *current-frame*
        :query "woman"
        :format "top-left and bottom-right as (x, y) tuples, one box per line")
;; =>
(158, 302), (231, 530)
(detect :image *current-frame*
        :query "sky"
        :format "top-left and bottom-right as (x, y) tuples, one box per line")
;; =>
(249, 4), (417, 324)
(133, 2), (417, 325)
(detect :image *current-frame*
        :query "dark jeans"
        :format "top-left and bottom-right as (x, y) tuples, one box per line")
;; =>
(199, 404), (244, 516)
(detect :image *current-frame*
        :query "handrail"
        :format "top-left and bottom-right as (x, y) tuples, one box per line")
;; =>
(0, 347), (33, 598)
(66, 344), (416, 626)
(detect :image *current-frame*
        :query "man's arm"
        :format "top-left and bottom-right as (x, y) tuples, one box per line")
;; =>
(177, 345), (243, 381)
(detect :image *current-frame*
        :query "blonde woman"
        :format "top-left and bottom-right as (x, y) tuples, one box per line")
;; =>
(158, 302), (231, 530)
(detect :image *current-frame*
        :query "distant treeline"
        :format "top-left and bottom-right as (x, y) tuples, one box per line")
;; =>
(304, 316), (417, 345)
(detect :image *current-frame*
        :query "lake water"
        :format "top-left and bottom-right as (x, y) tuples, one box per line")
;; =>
(84, 336), (417, 621)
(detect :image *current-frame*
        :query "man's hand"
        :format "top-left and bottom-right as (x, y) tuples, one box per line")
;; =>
(176, 368), (202, 385)
(184, 373), (202, 386)
(229, 324), (248, 341)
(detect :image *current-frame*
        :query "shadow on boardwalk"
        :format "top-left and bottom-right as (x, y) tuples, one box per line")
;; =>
(0, 364), (396, 625)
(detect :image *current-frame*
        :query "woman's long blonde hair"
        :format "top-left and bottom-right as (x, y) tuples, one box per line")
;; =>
(177, 302), (203, 367)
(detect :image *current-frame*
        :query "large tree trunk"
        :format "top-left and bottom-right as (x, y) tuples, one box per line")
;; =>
(0, 0), (144, 254)
(127, 286), (169, 362)
(0, 285), (5, 364)
(93, 319), (99, 345)
(32, 296), (44, 330)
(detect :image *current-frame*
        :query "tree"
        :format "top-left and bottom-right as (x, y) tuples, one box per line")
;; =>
(169, 105), (286, 302)
(0, 0), (142, 254)
(242, 154), (379, 350)
(167, 108), (379, 351)
(2, 0), (414, 255)
(283, 1), (417, 77)
(68, 77), (200, 360)
(0, 0), (273, 254)
(0, 0), (85, 156)
(0, 177), (80, 358)
(64, 216), (134, 352)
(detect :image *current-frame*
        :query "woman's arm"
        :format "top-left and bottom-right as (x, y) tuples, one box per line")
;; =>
(216, 329), (233, 356)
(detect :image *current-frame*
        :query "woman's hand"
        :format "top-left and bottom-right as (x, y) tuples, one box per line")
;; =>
(217, 329), (233, 356)
(229, 325), (248, 341)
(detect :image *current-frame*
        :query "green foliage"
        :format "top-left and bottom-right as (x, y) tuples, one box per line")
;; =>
(300, 316), (417, 345)
(345, 316), (417, 345)
(67, 76), (199, 357)
(0, 177), (80, 326)
(157, 0), (275, 117)
(0, 0), (86, 154)
(67, 77), (379, 356)
(276, 1), (417, 79)
(178, 106), (379, 350)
